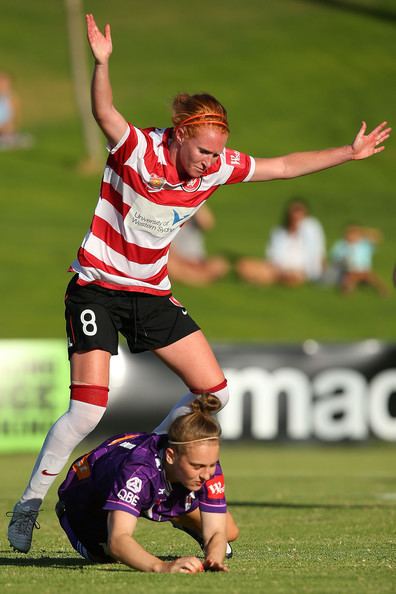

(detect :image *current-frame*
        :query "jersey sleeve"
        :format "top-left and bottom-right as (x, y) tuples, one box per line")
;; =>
(106, 123), (139, 165)
(198, 462), (227, 514)
(222, 148), (256, 184)
(103, 463), (154, 518)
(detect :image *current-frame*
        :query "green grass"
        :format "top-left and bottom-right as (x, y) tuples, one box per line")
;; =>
(1, 442), (395, 593)
(0, 0), (395, 341)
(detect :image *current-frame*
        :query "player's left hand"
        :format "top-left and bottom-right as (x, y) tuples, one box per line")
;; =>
(351, 121), (391, 160)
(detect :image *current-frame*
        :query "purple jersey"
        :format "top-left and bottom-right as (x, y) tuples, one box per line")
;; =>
(58, 433), (226, 532)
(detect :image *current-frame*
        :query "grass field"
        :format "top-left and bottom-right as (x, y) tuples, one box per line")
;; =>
(1, 3), (395, 593)
(1, 0), (395, 341)
(1, 442), (395, 593)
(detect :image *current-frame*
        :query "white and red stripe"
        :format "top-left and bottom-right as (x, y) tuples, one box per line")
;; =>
(70, 124), (255, 294)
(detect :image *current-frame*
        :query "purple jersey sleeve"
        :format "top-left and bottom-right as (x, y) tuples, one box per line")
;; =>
(198, 462), (227, 514)
(103, 463), (155, 518)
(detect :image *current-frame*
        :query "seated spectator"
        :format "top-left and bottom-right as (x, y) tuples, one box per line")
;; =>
(236, 199), (326, 286)
(168, 204), (230, 286)
(0, 71), (33, 150)
(330, 224), (388, 295)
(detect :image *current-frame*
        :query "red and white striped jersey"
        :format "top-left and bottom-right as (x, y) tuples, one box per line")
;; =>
(70, 124), (255, 295)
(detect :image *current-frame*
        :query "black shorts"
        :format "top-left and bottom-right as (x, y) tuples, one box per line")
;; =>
(56, 500), (113, 564)
(65, 275), (200, 358)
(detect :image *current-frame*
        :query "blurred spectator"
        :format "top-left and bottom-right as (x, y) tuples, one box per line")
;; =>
(236, 198), (326, 286)
(0, 71), (33, 150)
(330, 224), (388, 296)
(168, 204), (230, 286)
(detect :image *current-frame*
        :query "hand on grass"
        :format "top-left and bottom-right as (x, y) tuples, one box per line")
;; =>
(203, 558), (229, 572)
(163, 556), (204, 574)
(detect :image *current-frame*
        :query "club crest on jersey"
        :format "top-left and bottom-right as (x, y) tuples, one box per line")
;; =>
(181, 178), (202, 193)
(147, 173), (166, 191)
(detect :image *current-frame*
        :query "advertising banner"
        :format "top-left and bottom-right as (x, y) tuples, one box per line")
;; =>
(99, 340), (396, 442)
(1, 339), (396, 452)
(0, 340), (69, 452)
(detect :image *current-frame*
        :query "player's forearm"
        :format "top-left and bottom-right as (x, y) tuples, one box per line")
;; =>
(108, 533), (165, 572)
(281, 144), (354, 179)
(204, 532), (227, 565)
(91, 61), (114, 124)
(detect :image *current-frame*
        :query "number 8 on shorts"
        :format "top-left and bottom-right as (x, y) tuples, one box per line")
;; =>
(80, 309), (98, 336)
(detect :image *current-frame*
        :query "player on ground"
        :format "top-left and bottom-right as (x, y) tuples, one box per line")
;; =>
(56, 394), (236, 572)
(7, 13), (391, 553)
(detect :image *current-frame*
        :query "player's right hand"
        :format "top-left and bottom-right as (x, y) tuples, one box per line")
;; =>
(164, 556), (204, 574)
(203, 558), (229, 572)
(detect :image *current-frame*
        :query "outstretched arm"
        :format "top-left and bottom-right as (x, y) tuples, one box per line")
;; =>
(107, 510), (204, 573)
(201, 511), (229, 572)
(86, 13), (128, 147)
(250, 121), (391, 182)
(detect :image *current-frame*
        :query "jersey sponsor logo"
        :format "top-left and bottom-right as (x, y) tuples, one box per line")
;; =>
(181, 178), (202, 193)
(225, 149), (244, 168)
(172, 209), (191, 225)
(147, 173), (166, 191)
(125, 194), (193, 237)
(206, 475), (225, 499)
(72, 454), (92, 480)
(126, 476), (143, 493)
(117, 489), (140, 506)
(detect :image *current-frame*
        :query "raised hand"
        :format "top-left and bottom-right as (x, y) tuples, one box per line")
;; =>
(351, 121), (391, 160)
(86, 13), (112, 65)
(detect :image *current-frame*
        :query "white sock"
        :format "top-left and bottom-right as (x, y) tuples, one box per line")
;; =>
(153, 381), (229, 434)
(20, 399), (106, 506)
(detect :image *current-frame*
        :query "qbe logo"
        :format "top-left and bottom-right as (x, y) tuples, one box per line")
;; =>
(126, 476), (142, 493)
(117, 489), (140, 506)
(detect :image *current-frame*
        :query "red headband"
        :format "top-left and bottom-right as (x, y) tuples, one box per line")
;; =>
(176, 112), (229, 130)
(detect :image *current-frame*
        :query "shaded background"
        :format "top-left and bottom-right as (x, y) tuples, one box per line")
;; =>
(0, 0), (395, 342)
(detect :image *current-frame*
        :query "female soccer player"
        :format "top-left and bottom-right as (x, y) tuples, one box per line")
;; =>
(56, 395), (236, 572)
(8, 13), (391, 553)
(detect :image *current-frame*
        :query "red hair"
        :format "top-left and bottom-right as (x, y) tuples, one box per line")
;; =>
(172, 93), (229, 137)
